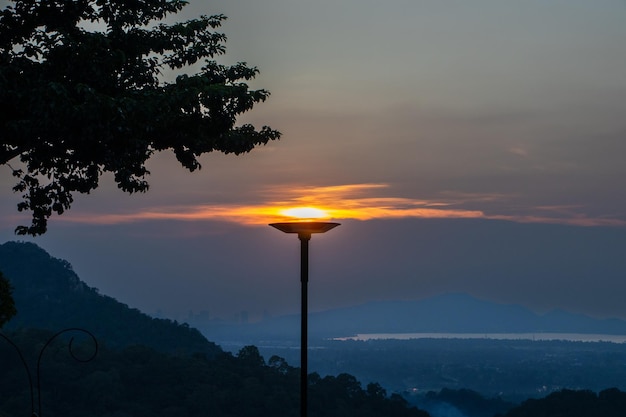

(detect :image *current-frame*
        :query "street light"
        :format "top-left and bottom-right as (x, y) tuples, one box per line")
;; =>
(270, 221), (340, 417)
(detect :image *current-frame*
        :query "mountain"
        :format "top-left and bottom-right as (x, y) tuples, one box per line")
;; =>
(308, 293), (626, 335)
(0, 241), (221, 356)
(197, 293), (626, 344)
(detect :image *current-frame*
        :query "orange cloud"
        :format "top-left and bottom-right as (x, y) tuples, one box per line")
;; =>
(60, 183), (626, 228)
(62, 183), (484, 225)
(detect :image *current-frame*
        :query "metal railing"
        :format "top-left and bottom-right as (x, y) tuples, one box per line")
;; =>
(1, 328), (98, 417)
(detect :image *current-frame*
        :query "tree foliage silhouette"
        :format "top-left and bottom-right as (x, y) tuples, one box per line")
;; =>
(497, 388), (626, 417)
(0, 271), (16, 328)
(0, 0), (280, 235)
(0, 333), (432, 417)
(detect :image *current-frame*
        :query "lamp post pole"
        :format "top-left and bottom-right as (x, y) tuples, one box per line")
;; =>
(270, 222), (340, 417)
(299, 231), (310, 417)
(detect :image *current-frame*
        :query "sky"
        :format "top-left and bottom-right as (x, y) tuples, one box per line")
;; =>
(2, 0), (626, 323)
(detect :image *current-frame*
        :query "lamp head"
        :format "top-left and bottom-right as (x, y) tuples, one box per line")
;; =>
(270, 222), (340, 238)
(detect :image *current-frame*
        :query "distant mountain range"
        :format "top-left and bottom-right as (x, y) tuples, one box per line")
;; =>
(3, 240), (626, 352)
(198, 294), (626, 344)
(0, 241), (221, 356)
(311, 293), (626, 335)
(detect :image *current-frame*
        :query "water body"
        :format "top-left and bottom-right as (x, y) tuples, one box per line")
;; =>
(335, 333), (626, 343)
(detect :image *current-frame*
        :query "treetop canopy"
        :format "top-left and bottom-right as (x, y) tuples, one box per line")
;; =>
(0, 0), (280, 235)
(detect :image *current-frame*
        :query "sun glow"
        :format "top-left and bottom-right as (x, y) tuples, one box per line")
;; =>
(279, 207), (330, 220)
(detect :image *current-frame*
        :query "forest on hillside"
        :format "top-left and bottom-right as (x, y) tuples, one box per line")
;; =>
(4, 327), (626, 417)
(0, 241), (220, 356)
(0, 328), (427, 417)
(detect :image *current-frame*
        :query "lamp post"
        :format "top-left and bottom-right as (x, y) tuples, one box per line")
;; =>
(270, 221), (340, 417)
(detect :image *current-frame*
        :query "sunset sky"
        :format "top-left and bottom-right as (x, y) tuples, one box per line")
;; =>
(1, 0), (626, 323)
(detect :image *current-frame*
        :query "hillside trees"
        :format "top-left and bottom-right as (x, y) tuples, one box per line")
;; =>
(0, 241), (222, 356)
(0, 0), (280, 235)
(0, 334), (433, 417)
(497, 388), (626, 417)
(0, 271), (16, 327)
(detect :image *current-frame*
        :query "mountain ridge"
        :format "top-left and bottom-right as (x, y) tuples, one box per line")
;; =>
(197, 293), (626, 344)
(0, 241), (221, 356)
(309, 293), (626, 334)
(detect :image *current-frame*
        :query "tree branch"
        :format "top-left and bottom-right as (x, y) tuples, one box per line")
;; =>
(0, 147), (23, 166)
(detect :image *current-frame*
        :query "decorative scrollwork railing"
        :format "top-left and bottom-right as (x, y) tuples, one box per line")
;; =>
(1, 328), (98, 417)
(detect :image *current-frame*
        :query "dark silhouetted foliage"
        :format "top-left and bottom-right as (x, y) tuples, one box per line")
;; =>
(496, 388), (626, 417)
(418, 388), (514, 417)
(0, 270), (16, 327)
(308, 373), (430, 417)
(0, 0), (280, 235)
(0, 329), (432, 417)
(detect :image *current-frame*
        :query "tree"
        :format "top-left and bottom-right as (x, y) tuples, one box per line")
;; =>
(0, 271), (16, 327)
(236, 345), (266, 368)
(0, 0), (280, 235)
